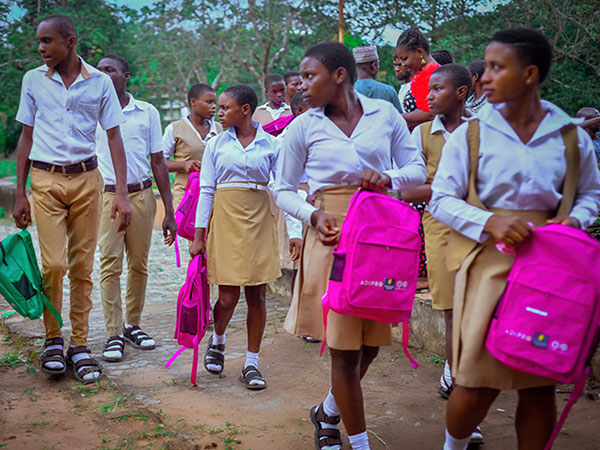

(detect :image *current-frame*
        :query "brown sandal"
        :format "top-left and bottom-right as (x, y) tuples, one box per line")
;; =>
(66, 345), (102, 384)
(41, 337), (66, 375)
(310, 403), (343, 449)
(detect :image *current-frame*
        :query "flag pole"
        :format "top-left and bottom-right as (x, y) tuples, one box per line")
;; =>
(338, 0), (344, 43)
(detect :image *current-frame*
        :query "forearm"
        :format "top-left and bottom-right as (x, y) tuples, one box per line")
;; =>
(401, 184), (432, 203)
(15, 128), (33, 197)
(151, 153), (174, 215)
(107, 127), (128, 195)
(166, 160), (188, 173)
(401, 109), (434, 129)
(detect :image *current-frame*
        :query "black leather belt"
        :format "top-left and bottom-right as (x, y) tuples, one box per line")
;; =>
(104, 178), (152, 193)
(31, 156), (98, 174)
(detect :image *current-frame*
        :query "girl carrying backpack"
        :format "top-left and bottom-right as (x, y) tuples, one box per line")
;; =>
(273, 42), (426, 450)
(430, 28), (600, 450)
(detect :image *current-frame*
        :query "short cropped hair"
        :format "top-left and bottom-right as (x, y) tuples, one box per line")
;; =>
(432, 64), (472, 93)
(490, 27), (553, 83)
(467, 59), (486, 79)
(396, 28), (430, 54)
(290, 91), (308, 112)
(264, 73), (284, 90)
(304, 41), (356, 83)
(223, 84), (259, 114)
(284, 71), (301, 84)
(100, 54), (129, 74)
(40, 14), (77, 40)
(432, 49), (453, 65)
(576, 107), (600, 118)
(187, 83), (215, 105)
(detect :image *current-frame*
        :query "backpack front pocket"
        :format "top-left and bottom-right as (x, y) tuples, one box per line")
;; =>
(492, 263), (595, 375)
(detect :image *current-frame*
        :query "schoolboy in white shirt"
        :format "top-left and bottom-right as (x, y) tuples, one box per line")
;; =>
(95, 54), (176, 362)
(13, 14), (131, 383)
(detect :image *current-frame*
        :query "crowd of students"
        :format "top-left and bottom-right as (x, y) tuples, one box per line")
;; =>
(11, 13), (600, 450)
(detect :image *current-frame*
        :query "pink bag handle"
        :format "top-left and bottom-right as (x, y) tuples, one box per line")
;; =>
(174, 238), (181, 268)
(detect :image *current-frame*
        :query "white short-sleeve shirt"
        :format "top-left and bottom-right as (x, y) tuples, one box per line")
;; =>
(96, 94), (164, 185)
(15, 57), (124, 165)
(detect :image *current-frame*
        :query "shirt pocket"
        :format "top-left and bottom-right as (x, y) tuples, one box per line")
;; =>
(74, 101), (100, 136)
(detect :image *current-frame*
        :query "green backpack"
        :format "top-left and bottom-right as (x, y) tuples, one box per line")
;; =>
(0, 229), (62, 326)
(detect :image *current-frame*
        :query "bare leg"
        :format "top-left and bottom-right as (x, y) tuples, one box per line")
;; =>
(243, 284), (266, 353)
(213, 285), (240, 335)
(330, 345), (379, 436)
(444, 309), (453, 365)
(516, 386), (556, 450)
(446, 385), (499, 439)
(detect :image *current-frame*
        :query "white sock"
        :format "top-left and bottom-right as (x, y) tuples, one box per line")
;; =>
(441, 360), (453, 387)
(348, 431), (370, 450)
(443, 429), (470, 450)
(124, 323), (155, 348)
(244, 351), (259, 369)
(317, 388), (341, 450)
(206, 332), (225, 372)
(103, 335), (125, 359)
(69, 346), (100, 382)
(43, 344), (64, 370)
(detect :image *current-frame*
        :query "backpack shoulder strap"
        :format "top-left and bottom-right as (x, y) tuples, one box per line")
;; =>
(446, 119), (487, 271)
(556, 124), (580, 217)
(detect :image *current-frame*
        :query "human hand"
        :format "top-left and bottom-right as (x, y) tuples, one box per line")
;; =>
(162, 213), (177, 246)
(484, 214), (532, 247)
(359, 168), (391, 191)
(310, 210), (339, 246)
(184, 160), (202, 173)
(13, 194), (31, 229)
(289, 238), (302, 261)
(546, 215), (581, 229)
(111, 193), (132, 232)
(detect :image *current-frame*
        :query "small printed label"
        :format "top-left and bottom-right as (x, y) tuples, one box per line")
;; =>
(384, 278), (395, 291)
(525, 306), (548, 317)
(532, 332), (549, 349)
(396, 280), (408, 290)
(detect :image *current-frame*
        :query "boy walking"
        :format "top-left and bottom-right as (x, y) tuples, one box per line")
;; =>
(95, 54), (176, 362)
(13, 14), (131, 383)
(252, 74), (291, 126)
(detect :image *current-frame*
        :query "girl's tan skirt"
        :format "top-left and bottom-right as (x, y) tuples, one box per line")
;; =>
(284, 185), (392, 350)
(452, 208), (556, 390)
(422, 210), (455, 310)
(206, 187), (281, 286)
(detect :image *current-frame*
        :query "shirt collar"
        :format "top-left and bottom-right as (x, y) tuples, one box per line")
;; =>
(478, 100), (584, 143)
(122, 93), (147, 113)
(43, 56), (92, 82)
(307, 92), (381, 119)
(225, 121), (269, 144)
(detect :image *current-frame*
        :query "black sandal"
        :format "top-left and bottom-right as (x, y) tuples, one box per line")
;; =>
(204, 339), (225, 375)
(102, 335), (125, 362)
(310, 403), (343, 449)
(66, 345), (103, 384)
(41, 337), (66, 375)
(239, 365), (266, 390)
(123, 325), (156, 349)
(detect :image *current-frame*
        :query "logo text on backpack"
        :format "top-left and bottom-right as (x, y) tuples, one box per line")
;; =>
(532, 332), (549, 349)
(384, 278), (395, 291)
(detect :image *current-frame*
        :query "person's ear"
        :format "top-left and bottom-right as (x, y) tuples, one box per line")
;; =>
(332, 67), (347, 85)
(524, 65), (539, 86)
(471, 73), (479, 84)
(124, 72), (131, 83)
(66, 35), (76, 50)
(456, 85), (468, 101)
(241, 103), (251, 116)
(417, 48), (427, 65)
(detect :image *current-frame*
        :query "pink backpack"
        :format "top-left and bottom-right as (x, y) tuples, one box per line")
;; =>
(173, 173), (200, 267)
(262, 114), (293, 136)
(321, 189), (421, 368)
(486, 223), (600, 449)
(165, 255), (210, 385)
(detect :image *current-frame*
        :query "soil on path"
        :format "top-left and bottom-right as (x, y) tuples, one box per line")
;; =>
(0, 222), (598, 449)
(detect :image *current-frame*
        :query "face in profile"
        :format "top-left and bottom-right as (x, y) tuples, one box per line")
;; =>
(191, 90), (217, 119)
(286, 76), (303, 99)
(217, 92), (245, 129)
(299, 57), (338, 109)
(36, 20), (74, 68)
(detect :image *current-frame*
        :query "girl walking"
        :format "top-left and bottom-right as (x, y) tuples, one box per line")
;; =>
(430, 28), (600, 450)
(190, 84), (283, 390)
(274, 42), (426, 450)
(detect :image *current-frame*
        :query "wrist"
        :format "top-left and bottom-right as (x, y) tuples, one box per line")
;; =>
(310, 210), (321, 227)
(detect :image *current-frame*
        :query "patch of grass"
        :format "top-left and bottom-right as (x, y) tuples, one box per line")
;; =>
(429, 356), (445, 365)
(0, 352), (26, 368)
(153, 424), (178, 438)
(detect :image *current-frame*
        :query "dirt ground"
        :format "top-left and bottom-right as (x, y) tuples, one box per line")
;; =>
(1, 318), (599, 450)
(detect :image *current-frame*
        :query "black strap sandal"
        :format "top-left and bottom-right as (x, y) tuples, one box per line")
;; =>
(204, 339), (225, 375)
(310, 403), (343, 449)
(123, 325), (156, 349)
(102, 336), (125, 362)
(66, 345), (102, 384)
(41, 337), (66, 375)
(239, 365), (267, 390)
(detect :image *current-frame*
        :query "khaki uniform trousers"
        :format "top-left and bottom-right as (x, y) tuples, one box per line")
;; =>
(98, 188), (156, 336)
(30, 167), (103, 346)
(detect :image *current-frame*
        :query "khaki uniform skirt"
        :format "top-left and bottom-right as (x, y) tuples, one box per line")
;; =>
(453, 208), (556, 390)
(284, 185), (392, 350)
(422, 211), (455, 310)
(206, 186), (281, 286)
